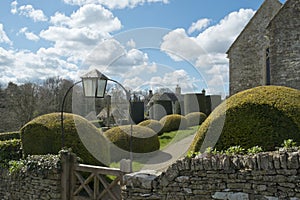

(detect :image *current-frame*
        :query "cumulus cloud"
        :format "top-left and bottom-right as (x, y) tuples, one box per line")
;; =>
(11, 1), (48, 22)
(160, 9), (255, 96)
(40, 4), (122, 64)
(19, 27), (40, 41)
(196, 8), (255, 53)
(63, 0), (169, 9)
(161, 28), (206, 62)
(82, 39), (151, 78)
(0, 24), (12, 45)
(188, 18), (211, 34)
(0, 47), (79, 86)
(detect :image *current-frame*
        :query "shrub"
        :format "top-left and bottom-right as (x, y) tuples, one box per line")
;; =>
(159, 114), (188, 133)
(138, 119), (163, 135)
(0, 139), (22, 167)
(104, 125), (159, 161)
(0, 131), (20, 141)
(20, 113), (109, 166)
(185, 112), (207, 127)
(189, 86), (300, 153)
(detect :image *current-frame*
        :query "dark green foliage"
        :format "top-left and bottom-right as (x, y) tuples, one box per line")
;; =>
(138, 119), (163, 135)
(90, 119), (104, 128)
(185, 112), (207, 127)
(20, 113), (109, 166)
(189, 86), (300, 153)
(0, 139), (22, 167)
(159, 114), (188, 133)
(9, 154), (61, 175)
(0, 131), (20, 141)
(104, 125), (159, 153)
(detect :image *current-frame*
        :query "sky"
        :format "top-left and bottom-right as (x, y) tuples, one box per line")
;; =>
(0, 0), (286, 97)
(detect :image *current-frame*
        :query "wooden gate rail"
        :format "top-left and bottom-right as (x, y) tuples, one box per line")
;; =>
(73, 164), (124, 200)
(61, 152), (126, 200)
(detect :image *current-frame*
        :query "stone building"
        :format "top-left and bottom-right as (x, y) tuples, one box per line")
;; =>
(227, 0), (300, 95)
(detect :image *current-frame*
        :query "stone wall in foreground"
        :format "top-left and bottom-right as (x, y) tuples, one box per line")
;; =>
(0, 155), (62, 200)
(122, 150), (300, 200)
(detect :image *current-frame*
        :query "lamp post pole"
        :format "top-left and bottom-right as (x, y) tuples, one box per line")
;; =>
(60, 69), (133, 172)
(61, 80), (82, 148)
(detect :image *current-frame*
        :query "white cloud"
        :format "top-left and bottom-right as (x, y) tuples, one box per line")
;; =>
(160, 9), (254, 97)
(82, 39), (151, 78)
(40, 4), (122, 64)
(12, 2), (48, 22)
(63, 0), (169, 9)
(19, 27), (40, 41)
(196, 8), (255, 53)
(0, 24), (12, 45)
(188, 18), (211, 34)
(10, 1), (18, 14)
(161, 28), (206, 62)
(0, 47), (79, 86)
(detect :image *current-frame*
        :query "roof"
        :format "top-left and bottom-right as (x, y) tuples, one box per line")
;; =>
(226, 0), (282, 55)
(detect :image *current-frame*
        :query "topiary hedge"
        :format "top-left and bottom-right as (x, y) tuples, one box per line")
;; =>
(138, 119), (163, 136)
(0, 131), (20, 141)
(185, 112), (207, 127)
(159, 114), (188, 133)
(20, 113), (109, 166)
(104, 125), (159, 155)
(189, 86), (300, 153)
(0, 139), (22, 167)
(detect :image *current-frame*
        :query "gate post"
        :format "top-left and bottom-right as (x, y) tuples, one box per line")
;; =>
(61, 151), (76, 200)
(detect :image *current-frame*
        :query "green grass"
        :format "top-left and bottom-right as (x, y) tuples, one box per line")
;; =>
(159, 126), (199, 149)
(109, 125), (199, 171)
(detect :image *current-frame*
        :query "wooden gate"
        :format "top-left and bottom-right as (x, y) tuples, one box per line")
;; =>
(61, 151), (125, 200)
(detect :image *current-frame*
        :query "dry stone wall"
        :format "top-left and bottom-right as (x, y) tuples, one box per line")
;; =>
(0, 155), (62, 200)
(122, 150), (300, 200)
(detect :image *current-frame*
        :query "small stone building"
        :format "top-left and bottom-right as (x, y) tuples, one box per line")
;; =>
(227, 0), (300, 95)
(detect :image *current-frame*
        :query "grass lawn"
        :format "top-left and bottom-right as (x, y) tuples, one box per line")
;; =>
(109, 125), (199, 171)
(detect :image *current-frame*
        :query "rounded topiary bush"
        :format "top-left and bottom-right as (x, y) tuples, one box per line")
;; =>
(104, 125), (159, 154)
(189, 86), (300, 153)
(185, 112), (207, 127)
(159, 114), (188, 133)
(20, 113), (109, 166)
(138, 119), (163, 135)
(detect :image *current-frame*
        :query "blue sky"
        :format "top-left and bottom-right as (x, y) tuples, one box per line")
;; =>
(0, 0), (286, 97)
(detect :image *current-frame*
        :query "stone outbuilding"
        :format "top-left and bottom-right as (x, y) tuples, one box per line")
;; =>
(227, 0), (300, 95)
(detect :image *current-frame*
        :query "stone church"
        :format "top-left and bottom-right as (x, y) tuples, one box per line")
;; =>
(227, 0), (300, 95)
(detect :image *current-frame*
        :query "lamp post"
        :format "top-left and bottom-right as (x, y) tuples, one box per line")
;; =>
(60, 69), (133, 171)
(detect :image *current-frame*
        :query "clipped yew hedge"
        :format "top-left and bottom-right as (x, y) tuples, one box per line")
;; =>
(20, 113), (109, 166)
(185, 112), (207, 127)
(159, 114), (188, 133)
(0, 131), (20, 141)
(138, 119), (163, 135)
(189, 86), (300, 153)
(104, 125), (159, 154)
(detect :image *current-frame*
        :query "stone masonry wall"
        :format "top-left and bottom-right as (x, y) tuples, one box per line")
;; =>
(122, 150), (300, 200)
(0, 155), (62, 200)
(268, 0), (300, 91)
(228, 0), (282, 96)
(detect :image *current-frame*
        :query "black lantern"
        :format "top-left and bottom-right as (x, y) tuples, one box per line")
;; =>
(81, 69), (109, 98)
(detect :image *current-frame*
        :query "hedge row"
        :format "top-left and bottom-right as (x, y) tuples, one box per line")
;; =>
(0, 131), (20, 141)
(0, 139), (22, 167)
